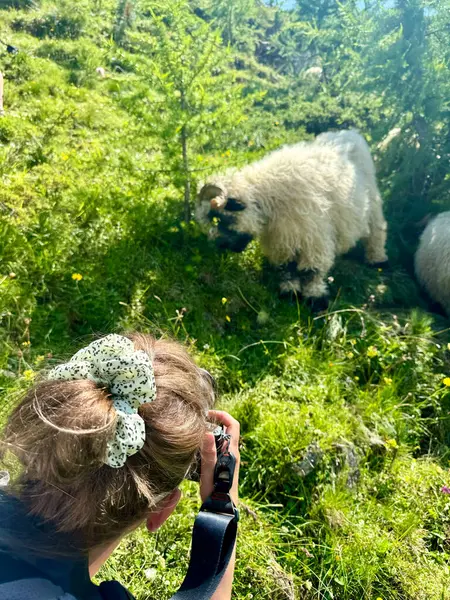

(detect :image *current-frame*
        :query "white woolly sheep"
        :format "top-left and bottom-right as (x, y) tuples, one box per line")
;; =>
(415, 211), (450, 316)
(196, 129), (388, 301)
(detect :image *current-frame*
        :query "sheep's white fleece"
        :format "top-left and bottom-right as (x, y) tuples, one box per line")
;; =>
(415, 211), (450, 316)
(198, 129), (388, 297)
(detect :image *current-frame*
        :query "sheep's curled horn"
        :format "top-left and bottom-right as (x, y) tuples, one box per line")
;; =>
(200, 184), (227, 210)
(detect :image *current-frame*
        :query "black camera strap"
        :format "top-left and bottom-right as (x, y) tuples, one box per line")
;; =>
(170, 433), (239, 600)
(98, 503), (238, 600)
(170, 507), (237, 600)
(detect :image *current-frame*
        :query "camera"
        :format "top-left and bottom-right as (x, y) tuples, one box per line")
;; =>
(187, 425), (229, 483)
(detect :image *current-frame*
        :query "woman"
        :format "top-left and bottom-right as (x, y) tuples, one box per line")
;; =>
(0, 333), (240, 599)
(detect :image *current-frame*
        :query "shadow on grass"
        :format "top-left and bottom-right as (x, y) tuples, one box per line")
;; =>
(28, 199), (444, 390)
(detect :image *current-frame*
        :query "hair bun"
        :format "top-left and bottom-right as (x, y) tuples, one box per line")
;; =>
(3, 379), (116, 481)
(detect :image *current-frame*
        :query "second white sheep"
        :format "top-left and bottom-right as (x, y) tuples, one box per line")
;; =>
(415, 211), (450, 317)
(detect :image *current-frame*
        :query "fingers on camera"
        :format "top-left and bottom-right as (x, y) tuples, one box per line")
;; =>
(208, 410), (240, 436)
(201, 432), (217, 465)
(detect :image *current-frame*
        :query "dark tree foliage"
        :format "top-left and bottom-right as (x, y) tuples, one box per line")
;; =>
(113, 0), (134, 43)
(192, 0), (450, 222)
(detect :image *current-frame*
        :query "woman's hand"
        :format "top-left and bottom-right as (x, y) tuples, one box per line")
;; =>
(199, 411), (240, 600)
(199, 410), (240, 506)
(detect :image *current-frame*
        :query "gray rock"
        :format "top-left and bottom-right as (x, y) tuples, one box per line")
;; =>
(0, 369), (16, 379)
(0, 471), (10, 487)
(333, 442), (361, 488)
(268, 558), (295, 600)
(293, 442), (323, 477)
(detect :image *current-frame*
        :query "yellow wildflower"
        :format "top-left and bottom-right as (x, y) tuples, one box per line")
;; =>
(347, 352), (354, 359)
(354, 376), (360, 381)
(35, 355), (45, 365)
(349, 339), (356, 346)
(386, 438), (398, 449)
(225, 315), (231, 323)
(212, 217), (219, 227)
(22, 341), (31, 347)
(72, 273), (83, 281)
(378, 268), (383, 273)
(23, 369), (35, 381)
(447, 343), (450, 351)
(367, 346), (378, 358)
(443, 377), (450, 387)
(222, 297), (228, 305)
(61, 153), (69, 161)
(384, 377), (393, 384)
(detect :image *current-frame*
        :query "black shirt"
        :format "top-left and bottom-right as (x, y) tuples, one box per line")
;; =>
(0, 490), (108, 599)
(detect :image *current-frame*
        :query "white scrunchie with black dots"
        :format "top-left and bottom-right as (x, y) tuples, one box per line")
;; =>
(47, 334), (156, 468)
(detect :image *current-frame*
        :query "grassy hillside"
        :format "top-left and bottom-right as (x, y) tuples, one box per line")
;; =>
(1, 1), (450, 599)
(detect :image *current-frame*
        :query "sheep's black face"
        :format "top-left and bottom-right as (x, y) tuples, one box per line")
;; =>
(207, 204), (252, 253)
(217, 231), (253, 253)
(208, 209), (238, 231)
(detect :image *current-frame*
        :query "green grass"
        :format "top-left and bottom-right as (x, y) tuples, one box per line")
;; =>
(1, 2), (450, 599)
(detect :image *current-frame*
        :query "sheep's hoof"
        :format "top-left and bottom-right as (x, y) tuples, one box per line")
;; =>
(306, 295), (329, 313)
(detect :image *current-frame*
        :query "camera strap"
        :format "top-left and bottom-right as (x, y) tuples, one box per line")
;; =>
(170, 507), (238, 600)
(170, 434), (239, 600)
(98, 504), (238, 600)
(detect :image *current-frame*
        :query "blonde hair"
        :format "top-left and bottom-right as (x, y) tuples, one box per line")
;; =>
(0, 334), (214, 552)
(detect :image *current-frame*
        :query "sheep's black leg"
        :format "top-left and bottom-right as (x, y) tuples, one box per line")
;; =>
(278, 261), (302, 295)
(295, 268), (329, 312)
(306, 295), (329, 312)
(298, 268), (330, 313)
(297, 268), (320, 288)
(278, 262), (329, 313)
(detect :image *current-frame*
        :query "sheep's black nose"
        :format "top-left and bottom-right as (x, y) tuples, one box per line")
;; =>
(216, 233), (252, 253)
(216, 237), (233, 252)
